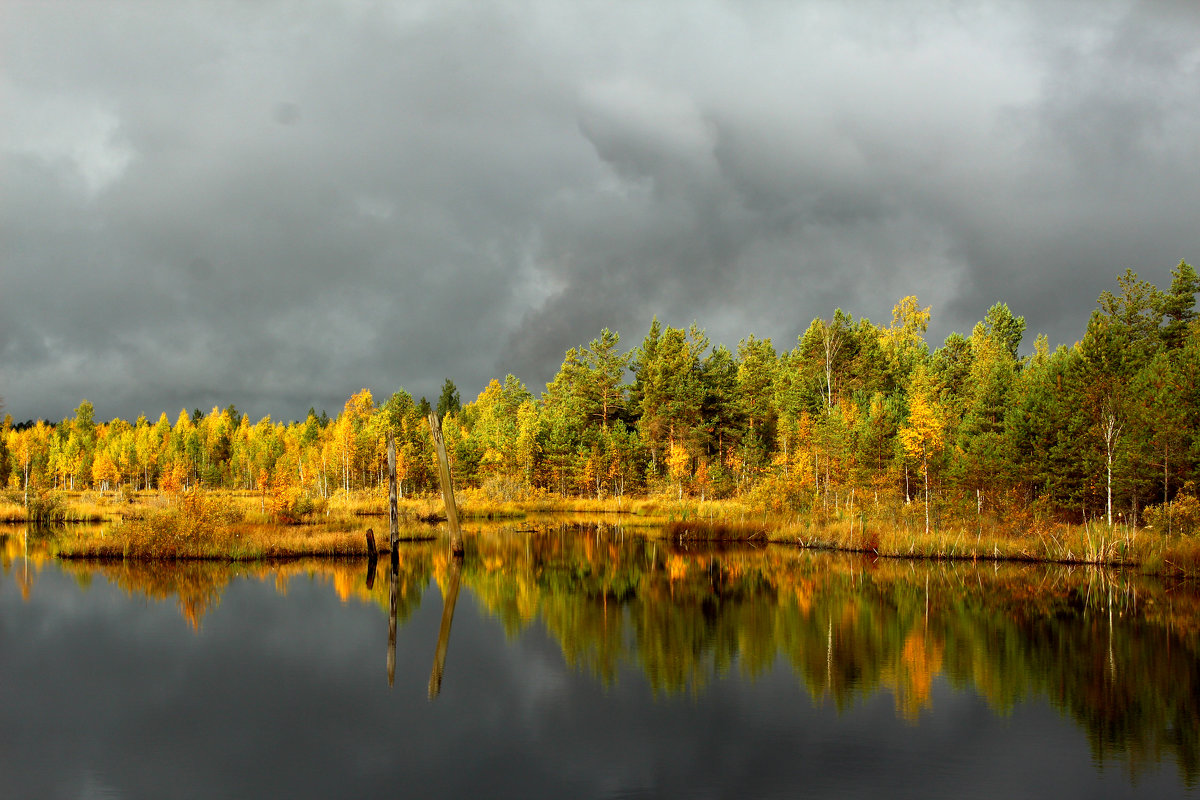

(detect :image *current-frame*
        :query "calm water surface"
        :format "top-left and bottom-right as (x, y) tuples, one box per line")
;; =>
(2, 523), (1197, 798)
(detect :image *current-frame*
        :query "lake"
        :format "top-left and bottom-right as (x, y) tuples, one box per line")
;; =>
(2, 522), (1197, 798)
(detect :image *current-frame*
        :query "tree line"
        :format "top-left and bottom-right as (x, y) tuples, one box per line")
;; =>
(2, 262), (1197, 527)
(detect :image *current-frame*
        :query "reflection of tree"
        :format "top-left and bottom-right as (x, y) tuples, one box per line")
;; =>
(887, 628), (944, 720)
(47, 526), (1200, 786)
(56, 543), (436, 632)
(59, 559), (235, 630)
(2, 530), (56, 601)
(428, 554), (461, 699)
(457, 527), (1200, 785)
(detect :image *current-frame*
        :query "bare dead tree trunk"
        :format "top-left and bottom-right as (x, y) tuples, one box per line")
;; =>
(923, 450), (930, 537)
(428, 412), (463, 556)
(388, 432), (398, 552)
(1102, 410), (1122, 527)
(848, 488), (854, 541)
(822, 319), (842, 410)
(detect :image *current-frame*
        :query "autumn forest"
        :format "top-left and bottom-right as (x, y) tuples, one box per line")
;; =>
(4, 263), (1199, 533)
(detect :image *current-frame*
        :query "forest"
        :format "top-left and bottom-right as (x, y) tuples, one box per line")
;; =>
(3, 262), (1198, 532)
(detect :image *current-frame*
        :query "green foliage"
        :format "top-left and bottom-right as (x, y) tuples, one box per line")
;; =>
(982, 301), (1026, 362)
(436, 379), (462, 420)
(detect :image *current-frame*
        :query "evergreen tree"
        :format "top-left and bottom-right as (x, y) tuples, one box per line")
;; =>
(981, 302), (1026, 363)
(1159, 260), (1199, 349)
(436, 379), (462, 420)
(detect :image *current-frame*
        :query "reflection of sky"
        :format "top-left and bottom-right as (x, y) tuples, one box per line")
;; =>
(0, 565), (1189, 799)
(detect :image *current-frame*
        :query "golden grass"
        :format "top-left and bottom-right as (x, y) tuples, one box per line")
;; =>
(55, 487), (375, 559)
(1, 489), (175, 523)
(392, 489), (682, 520)
(17, 485), (1200, 577)
(18, 485), (751, 525)
(643, 507), (1200, 577)
(661, 519), (772, 542)
(1139, 534), (1200, 577)
(58, 520), (380, 560)
(0, 498), (25, 523)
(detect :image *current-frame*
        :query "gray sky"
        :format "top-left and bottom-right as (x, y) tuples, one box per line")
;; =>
(3, 1), (1199, 423)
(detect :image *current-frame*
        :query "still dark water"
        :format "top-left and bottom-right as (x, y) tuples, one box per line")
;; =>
(2, 524), (1198, 798)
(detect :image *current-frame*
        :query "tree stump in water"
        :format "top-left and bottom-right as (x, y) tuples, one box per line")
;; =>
(365, 528), (377, 557)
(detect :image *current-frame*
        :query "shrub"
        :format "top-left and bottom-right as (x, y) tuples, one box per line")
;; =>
(269, 480), (326, 524)
(1144, 485), (1200, 536)
(27, 489), (66, 524)
(112, 487), (249, 557)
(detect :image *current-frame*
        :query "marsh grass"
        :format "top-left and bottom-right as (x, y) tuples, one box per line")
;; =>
(393, 489), (753, 521)
(56, 487), (374, 559)
(647, 509), (1199, 576)
(30, 486), (749, 525)
(25, 490), (69, 524)
(33, 485), (1200, 577)
(663, 519), (772, 541)
(59, 520), (375, 560)
(0, 496), (25, 523)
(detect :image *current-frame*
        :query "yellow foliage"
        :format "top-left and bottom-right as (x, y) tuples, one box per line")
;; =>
(92, 451), (121, 490)
(1144, 485), (1200, 536)
(838, 397), (859, 428)
(694, 458), (712, 498)
(667, 440), (690, 482)
(888, 628), (944, 721)
(899, 367), (946, 462)
(666, 554), (689, 581)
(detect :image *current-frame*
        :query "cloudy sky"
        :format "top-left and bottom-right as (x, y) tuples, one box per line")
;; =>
(3, 1), (1199, 423)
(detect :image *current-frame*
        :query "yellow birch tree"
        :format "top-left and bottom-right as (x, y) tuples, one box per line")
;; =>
(899, 364), (946, 535)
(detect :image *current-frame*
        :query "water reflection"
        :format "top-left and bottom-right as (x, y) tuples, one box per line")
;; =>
(428, 554), (462, 699)
(4, 522), (1198, 788)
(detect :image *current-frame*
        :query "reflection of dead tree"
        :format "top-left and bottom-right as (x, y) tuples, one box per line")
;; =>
(365, 529), (378, 589)
(428, 555), (462, 699)
(425, 409), (465, 699)
(387, 558), (398, 687)
(1082, 566), (1137, 617)
(366, 556), (378, 591)
(18, 528), (32, 601)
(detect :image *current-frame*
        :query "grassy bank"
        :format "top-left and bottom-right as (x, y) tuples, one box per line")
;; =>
(0, 485), (758, 524)
(660, 514), (1200, 578)
(15, 486), (1199, 577)
(350, 488), (748, 521)
(53, 489), (374, 560)
(57, 522), (377, 560)
(3, 487), (694, 525)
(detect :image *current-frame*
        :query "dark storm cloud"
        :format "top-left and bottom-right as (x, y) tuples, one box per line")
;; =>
(3, 1), (1199, 422)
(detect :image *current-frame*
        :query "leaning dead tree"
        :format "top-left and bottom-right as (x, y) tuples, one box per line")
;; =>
(427, 411), (464, 556)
